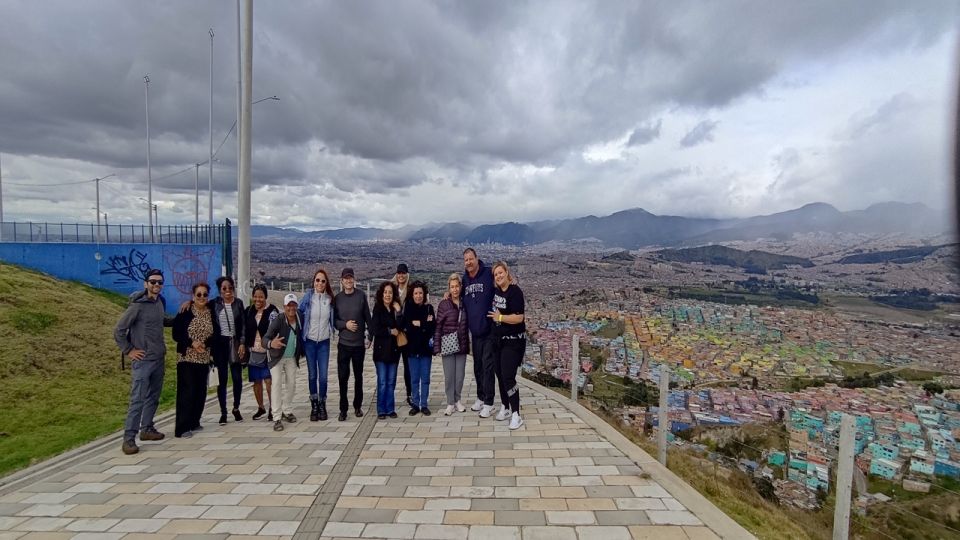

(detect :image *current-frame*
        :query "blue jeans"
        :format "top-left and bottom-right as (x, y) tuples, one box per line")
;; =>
(375, 361), (398, 415)
(304, 339), (330, 401)
(408, 354), (432, 409)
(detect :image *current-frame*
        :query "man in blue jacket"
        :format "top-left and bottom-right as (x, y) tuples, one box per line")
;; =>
(461, 248), (497, 418)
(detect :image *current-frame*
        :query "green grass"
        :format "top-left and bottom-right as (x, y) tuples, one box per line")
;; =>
(832, 360), (887, 377)
(0, 262), (178, 476)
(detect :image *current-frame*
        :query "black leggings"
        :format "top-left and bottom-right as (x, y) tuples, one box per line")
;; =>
(213, 336), (243, 413)
(493, 338), (525, 413)
(175, 362), (208, 436)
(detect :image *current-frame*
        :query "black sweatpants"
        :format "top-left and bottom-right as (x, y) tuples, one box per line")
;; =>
(473, 334), (496, 406)
(175, 362), (209, 436)
(337, 343), (365, 412)
(493, 337), (525, 412)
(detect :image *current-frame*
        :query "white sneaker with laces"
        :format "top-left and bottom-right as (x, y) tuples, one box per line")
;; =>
(455, 401), (466, 413)
(495, 406), (511, 421)
(479, 405), (493, 418)
(509, 412), (524, 430)
(471, 399), (483, 412)
(444, 405), (455, 416)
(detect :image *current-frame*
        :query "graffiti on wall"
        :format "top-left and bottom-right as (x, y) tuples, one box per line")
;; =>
(101, 248), (152, 284)
(164, 246), (217, 297)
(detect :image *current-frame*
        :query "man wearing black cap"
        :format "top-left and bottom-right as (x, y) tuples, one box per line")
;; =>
(334, 268), (372, 420)
(391, 263), (413, 406)
(113, 269), (172, 455)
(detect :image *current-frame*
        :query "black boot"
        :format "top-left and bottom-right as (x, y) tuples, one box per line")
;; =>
(310, 398), (319, 422)
(318, 400), (328, 421)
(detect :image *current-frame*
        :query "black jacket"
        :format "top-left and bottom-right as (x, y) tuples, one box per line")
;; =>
(403, 302), (435, 357)
(244, 304), (278, 348)
(211, 297), (246, 343)
(371, 302), (403, 364)
(172, 307), (221, 357)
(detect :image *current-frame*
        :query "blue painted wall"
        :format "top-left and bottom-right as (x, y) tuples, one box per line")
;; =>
(0, 243), (223, 313)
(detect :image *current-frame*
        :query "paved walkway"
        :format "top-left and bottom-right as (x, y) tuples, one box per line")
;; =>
(0, 352), (753, 540)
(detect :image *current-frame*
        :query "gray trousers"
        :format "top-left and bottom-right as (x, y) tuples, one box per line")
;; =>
(442, 354), (467, 405)
(124, 358), (165, 441)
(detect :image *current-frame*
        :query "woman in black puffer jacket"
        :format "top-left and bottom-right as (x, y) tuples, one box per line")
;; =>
(403, 281), (435, 416)
(434, 273), (469, 416)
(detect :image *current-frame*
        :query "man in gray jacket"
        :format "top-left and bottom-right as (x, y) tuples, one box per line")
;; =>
(114, 269), (172, 455)
(334, 267), (372, 421)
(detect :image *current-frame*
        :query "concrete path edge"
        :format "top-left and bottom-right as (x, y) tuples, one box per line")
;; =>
(519, 376), (758, 540)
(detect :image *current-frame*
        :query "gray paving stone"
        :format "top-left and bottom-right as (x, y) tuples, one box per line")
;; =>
(470, 499), (518, 511)
(585, 486), (635, 498)
(595, 510), (651, 526)
(413, 524), (469, 540)
(575, 525), (632, 540)
(359, 485), (409, 497)
(341, 508), (399, 523)
(473, 476), (515, 487)
(361, 523), (417, 538)
(494, 510), (545, 526)
(465, 525), (520, 540)
(520, 525), (577, 540)
(63, 493), (118, 505)
(104, 505), (162, 519)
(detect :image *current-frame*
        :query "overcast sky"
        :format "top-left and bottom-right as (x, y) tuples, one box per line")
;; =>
(0, 1), (957, 230)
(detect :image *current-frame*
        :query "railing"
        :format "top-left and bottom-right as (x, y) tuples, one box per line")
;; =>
(0, 222), (226, 244)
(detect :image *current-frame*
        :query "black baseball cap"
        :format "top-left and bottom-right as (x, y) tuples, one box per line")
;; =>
(144, 269), (164, 280)
(341, 267), (355, 279)
(396, 263), (409, 274)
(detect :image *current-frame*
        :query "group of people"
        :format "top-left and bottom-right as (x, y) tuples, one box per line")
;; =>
(113, 247), (526, 455)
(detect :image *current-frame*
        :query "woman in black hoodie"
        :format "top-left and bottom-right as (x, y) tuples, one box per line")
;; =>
(403, 281), (435, 416)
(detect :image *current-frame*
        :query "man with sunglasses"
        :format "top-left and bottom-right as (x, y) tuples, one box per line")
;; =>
(114, 269), (173, 455)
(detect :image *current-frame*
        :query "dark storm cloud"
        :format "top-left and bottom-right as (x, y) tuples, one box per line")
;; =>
(680, 120), (719, 148)
(0, 0), (955, 224)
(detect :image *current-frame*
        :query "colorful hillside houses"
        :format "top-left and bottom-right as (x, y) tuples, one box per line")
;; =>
(869, 458), (902, 480)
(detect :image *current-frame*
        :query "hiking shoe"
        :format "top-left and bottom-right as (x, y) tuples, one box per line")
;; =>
(509, 412), (524, 430)
(444, 405), (455, 416)
(495, 406), (512, 421)
(409, 407), (420, 416)
(479, 405), (493, 418)
(121, 439), (139, 455)
(471, 399), (483, 411)
(455, 401), (466, 413)
(140, 427), (165, 441)
(282, 413), (297, 423)
(273, 420), (284, 431)
(252, 407), (266, 420)
(421, 408), (432, 416)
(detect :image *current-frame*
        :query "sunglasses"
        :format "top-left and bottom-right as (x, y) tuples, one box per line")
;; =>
(221, 286), (234, 291)
(148, 280), (164, 285)
(195, 292), (208, 298)
(315, 278), (326, 283)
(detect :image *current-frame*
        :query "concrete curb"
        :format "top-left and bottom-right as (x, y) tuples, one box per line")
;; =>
(519, 376), (758, 540)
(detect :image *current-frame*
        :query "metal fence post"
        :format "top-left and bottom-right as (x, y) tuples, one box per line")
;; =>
(833, 414), (855, 540)
(571, 335), (580, 402)
(658, 363), (669, 465)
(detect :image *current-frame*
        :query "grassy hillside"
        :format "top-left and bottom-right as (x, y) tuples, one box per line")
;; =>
(657, 245), (815, 273)
(0, 262), (178, 476)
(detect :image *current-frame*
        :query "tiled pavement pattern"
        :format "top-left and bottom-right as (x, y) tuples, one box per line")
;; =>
(0, 351), (750, 540)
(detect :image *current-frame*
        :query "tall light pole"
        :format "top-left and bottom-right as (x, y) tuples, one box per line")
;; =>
(238, 0), (252, 297)
(139, 198), (158, 231)
(236, 0), (242, 219)
(209, 28), (215, 226)
(93, 174), (115, 241)
(144, 75), (154, 242)
(0, 152), (4, 228)
(195, 163), (201, 226)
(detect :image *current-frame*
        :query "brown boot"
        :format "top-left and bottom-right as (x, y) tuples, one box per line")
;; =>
(139, 427), (165, 441)
(122, 439), (139, 455)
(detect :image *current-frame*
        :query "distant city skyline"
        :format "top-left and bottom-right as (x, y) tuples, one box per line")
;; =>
(0, 1), (956, 228)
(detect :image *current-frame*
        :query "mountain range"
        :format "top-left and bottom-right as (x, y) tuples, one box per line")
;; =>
(245, 202), (953, 249)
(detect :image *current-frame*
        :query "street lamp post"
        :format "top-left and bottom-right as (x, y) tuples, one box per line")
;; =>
(209, 28), (215, 226)
(93, 174), (115, 241)
(144, 75), (153, 242)
(139, 198), (159, 239)
(238, 0), (253, 297)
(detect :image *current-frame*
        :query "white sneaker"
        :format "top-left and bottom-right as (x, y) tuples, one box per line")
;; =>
(444, 405), (455, 416)
(495, 406), (511, 421)
(479, 405), (493, 418)
(455, 401), (466, 413)
(471, 399), (483, 412)
(509, 412), (524, 430)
